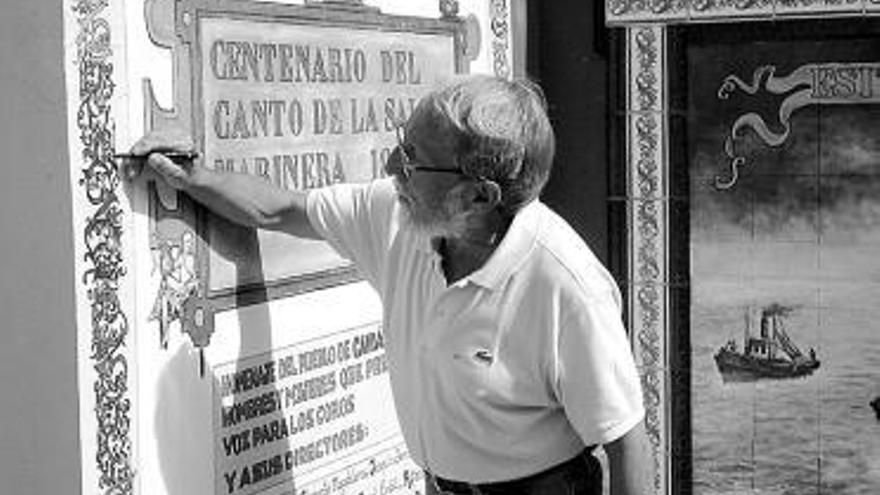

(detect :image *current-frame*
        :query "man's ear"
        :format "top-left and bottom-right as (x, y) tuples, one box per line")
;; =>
(471, 180), (502, 210)
(446, 180), (501, 215)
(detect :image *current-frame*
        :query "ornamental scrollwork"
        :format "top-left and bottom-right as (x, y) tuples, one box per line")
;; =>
(439, 0), (459, 18)
(74, 0), (135, 493)
(608, 0), (629, 16)
(714, 62), (880, 189)
(634, 28), (659, 112)
(607, 0), (872, 23)
(490, 0), (510, 78)
(627, 25), (666, 495)
(651, 0), (671, 13)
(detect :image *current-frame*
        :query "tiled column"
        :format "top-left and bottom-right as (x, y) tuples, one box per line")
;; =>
(625, 24), (670, 495)
(66, 0), (136, 493)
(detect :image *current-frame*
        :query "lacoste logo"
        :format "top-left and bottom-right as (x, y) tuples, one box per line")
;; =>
(473, 349), (494, 365)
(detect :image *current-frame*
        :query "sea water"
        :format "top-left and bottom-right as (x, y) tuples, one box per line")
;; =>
(690, 239), (880, 495)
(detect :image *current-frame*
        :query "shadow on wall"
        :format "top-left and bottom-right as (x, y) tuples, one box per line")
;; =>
(155, 343), (215, 495)
(154, 225), (283, 495)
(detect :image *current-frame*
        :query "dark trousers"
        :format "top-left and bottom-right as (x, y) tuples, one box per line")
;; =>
(425, 450), (602, 495)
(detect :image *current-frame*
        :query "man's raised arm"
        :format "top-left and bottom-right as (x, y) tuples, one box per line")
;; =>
(129, 130), (320, 240)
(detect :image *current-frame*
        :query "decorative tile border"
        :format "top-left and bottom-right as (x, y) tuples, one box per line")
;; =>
(489, 0), (511, 78)
(607, 0), (876, 23)
(628, 26), (663, 114)
(72, 0), (134, 493)
(775, 0), (862, 16)
(607, 0), (689, 23)
(626, 24), (669, 495)
(689, 0), (774, 21)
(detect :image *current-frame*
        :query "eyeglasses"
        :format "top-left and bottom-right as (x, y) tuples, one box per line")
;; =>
(393, 124), (468, 180)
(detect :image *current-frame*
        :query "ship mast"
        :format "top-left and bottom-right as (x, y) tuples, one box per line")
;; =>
(770, 313), (777, 360)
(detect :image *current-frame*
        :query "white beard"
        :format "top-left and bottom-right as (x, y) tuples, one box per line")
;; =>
(397, 195), (469, 241)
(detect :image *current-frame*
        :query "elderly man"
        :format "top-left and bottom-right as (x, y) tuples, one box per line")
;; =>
(133, 74), (652, 495)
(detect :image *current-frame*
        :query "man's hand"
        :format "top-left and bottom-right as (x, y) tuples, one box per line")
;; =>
(127, 127), (200, 191)
(124, 127), (318, 238)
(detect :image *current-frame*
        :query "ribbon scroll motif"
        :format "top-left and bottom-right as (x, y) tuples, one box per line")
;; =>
(716, 62), (880, 189)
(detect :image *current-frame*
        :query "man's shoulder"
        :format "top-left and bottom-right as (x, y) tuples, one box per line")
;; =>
(362, 177), (398, 213)
(310, 177), (397, 214)
(526, 204), (619, 301)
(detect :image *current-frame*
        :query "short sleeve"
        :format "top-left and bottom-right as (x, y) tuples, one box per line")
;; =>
(306, 178), (396, 287)
(554, 287), (645, 445)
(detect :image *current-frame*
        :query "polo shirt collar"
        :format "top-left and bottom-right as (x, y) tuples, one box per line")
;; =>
(465, 200), (542, 290)
(410, 201), (543, 290)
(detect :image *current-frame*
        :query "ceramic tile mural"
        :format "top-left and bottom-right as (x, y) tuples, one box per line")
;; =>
(687, 35), (880, 495)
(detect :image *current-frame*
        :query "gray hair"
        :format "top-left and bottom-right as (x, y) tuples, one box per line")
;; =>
(425, 74), (555, 216)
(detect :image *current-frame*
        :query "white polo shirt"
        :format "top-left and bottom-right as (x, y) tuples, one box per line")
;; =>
(307, 178), (644, 483)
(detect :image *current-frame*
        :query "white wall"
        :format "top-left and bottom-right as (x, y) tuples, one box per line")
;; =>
(0, 0), (81, 493)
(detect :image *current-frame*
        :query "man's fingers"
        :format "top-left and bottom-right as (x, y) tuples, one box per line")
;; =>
(122, 127), (196, 188)
(148, 152), (181, 175)
(130, 139), (193, 156)
(146, 152), (192, 190)
(130, 128), (194, 156)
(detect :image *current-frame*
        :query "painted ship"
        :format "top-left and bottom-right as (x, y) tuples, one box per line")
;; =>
(714, 304), (820, 382)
